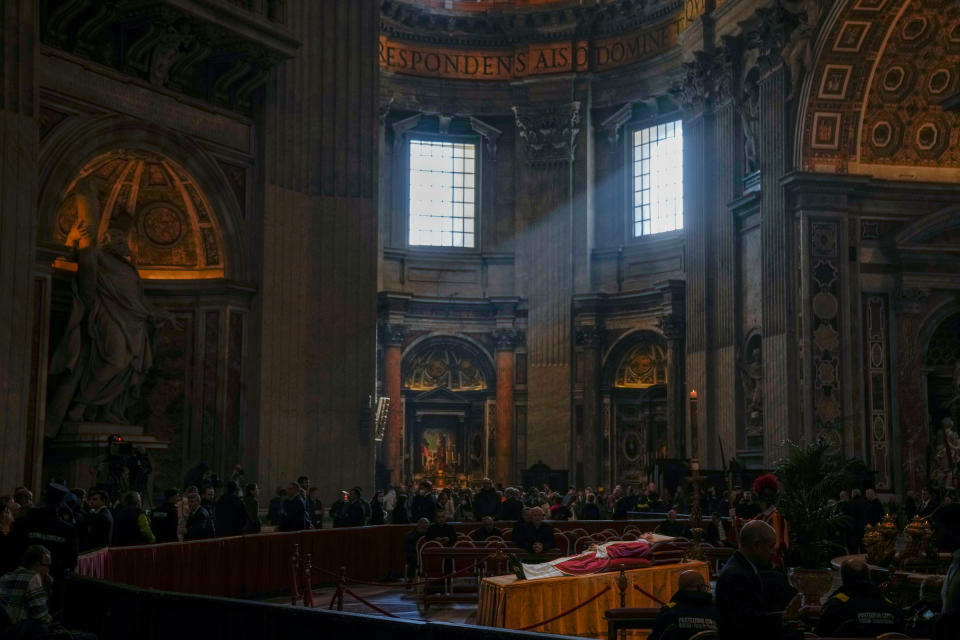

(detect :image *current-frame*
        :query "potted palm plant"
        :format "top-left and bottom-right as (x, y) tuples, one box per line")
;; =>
(775, 439), (859, 608)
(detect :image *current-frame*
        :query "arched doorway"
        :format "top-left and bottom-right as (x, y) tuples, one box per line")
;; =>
(602, 332), (670, 487)
(401, 336), (495, 487)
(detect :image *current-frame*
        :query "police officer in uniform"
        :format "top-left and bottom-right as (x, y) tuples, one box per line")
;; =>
(815, 557), (904, 637)
(649, 570), (719, 640)
(11, 482), (78, 582)
(150, 489), (182, 543)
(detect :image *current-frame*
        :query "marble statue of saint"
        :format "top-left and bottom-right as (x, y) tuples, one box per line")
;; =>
(739, 346), (763, 436)
(781, 0), (822, 100)
(46, 175), (179, 437)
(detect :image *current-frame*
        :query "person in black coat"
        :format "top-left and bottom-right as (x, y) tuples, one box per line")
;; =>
(391, 492), (410, 524)
(112, 491), (155, 546)
(815, 556), (903, 637)
(267, 487), (286, 525)
(403, 518), (430, 580)
(340, 489), (366, 527)
(512, 507), (555, 554)
(79, 489), (113, 551)
(656, 509), (692, 538)
(214, 481), (249, 537)
(579, 493), (601, 520)
(150, 489), (181, 543)
(410, 483), (437, 522)
(278, 482), (311, 531)
(864, 488), (885, 527)
(497, 488), (524, 522)
(473, 478), (502, 520)
(425, 510), (457, 545)
(243, 484), (262, 534)
(470, 516), (502, 541)
(649, 570), (720, 640)
(715, 520), (801, 640)
(184, 493), (215, 540)
(12, 483), (79, 581)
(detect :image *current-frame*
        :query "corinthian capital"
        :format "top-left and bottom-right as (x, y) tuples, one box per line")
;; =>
(379, 323), (406, 347)
(670, 51), (724, 111)
(512, 102), (582, 167)
(493, 328), (524, 350)
(657, 314), (684, 341)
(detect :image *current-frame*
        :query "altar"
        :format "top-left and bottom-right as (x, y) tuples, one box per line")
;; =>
(476, 561), (708, 638)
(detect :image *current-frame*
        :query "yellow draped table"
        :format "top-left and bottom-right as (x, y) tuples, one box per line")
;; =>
(476, 561), (708, 638)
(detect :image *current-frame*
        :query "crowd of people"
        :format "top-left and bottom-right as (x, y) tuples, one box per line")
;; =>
(4, 460), (960, 639)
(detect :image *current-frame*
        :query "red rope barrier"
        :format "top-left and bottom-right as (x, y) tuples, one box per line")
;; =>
(519, 585), (612, 631)
(343, 588), (399, 618)
(633, 582), (666, 606)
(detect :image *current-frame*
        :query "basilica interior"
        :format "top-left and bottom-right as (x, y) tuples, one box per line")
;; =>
(2, 0), (960, 637)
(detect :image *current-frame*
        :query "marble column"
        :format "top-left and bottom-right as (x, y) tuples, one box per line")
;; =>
(0, 1), (39, 491)
(494, 329), (518, 485)
(381, 324), (405, 484)
(576, 324), (603, 487)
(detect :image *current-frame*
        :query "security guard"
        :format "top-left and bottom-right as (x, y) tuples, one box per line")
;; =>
(815, 557), (904, 637)
(11, 482), (78, 581)
(649, 570), (719, 640)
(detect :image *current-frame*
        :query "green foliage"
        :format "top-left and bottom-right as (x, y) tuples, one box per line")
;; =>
(775, 440), (859, 569)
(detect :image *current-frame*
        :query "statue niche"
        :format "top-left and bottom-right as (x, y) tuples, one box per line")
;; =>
(46, 175), (180, 437)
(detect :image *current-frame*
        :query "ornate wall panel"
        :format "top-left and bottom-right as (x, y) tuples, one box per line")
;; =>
(863, 294), (892, 491)
(808, 219), (844, 451)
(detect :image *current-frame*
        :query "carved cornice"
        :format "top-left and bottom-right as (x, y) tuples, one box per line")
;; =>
(379, 323), (407, 348)
(41, 0), (299, 115)
(469, 117), (503, 160)
(380, 0), (652, 47)
(512, 102), (582, 167)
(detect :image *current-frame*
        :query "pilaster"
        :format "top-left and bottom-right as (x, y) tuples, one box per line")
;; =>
(1, 1), (40, 491)
(512, 98), (582, 472)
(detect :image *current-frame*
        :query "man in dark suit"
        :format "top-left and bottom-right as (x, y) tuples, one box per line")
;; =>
(715, 520), (801, 640)
(184, 492), (215, 540)
(278, 481), (311, 531)
(513, 507), (555, 554)
(79, 489), (113, 551)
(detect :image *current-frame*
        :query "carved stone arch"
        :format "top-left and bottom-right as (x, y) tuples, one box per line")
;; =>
(797, 0), (960, 181)
(38, 115), (250, 281)
(921, 299), (960, 364)
(601, 329), (669, 391)
(401, 334), (496, 393)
